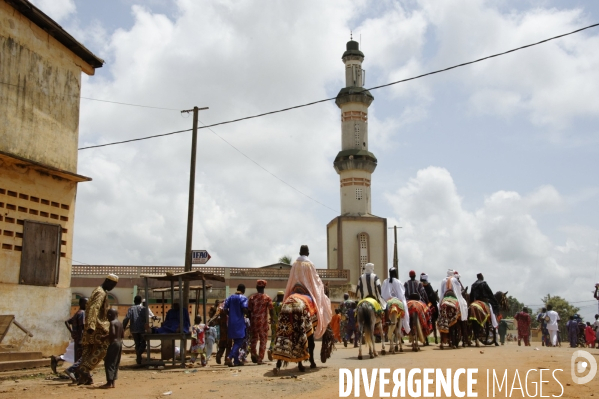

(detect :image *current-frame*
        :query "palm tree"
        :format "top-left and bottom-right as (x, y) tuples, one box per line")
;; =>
(278, 255), (292, 265)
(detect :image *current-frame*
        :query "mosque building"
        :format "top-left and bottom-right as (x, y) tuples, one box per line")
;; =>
(326, 39), (388, 283)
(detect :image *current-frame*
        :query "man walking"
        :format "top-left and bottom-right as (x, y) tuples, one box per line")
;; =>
(123, 295), (148, 365)
(267, 291), (284, 360)
(75, 274), (119, 385)
(537, 307), (550, 346)
(224, 284), (248, 367)
(338, 293), (353, 347)
(248, 280), (273, 364)
(514, 307), (531, 346)
(546, 304), (560, 347)
(52, 297), (87, 380)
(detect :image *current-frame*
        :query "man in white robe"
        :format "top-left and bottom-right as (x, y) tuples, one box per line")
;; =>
(381, 267), (410, 333)
(440, 269), (468, 322)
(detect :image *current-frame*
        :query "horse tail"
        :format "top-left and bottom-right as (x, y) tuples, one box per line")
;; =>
(358, 303), (373, 347)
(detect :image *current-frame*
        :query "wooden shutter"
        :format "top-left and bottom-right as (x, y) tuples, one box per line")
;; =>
(19, 220), (62, 286)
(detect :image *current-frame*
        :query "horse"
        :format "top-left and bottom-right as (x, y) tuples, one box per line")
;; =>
(272, 287), (335, 374)
(428, 289), (440, 345)
(406, 296), (432, 352)
(356, 298), (386, 359)
(385, 298), (405, 354)
(466, 290), (509, 347)
(437, 285), (472, 349)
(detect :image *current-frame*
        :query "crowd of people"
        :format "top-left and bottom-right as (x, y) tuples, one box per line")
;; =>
(49, 248), (599, 387)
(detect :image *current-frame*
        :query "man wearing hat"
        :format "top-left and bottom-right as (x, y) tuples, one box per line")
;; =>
(267, 291), (284, 360)
(356, 263), (386, 310)
(381, 267), (410, 333)
(248, 280), (273, 364)
(404, 270), (428, 303)
(470, 273), (499, 330)
(74, 274), (118, 385)
(440, 270), (468, 324)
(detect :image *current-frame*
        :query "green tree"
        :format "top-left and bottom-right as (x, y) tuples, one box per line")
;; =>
(278, 255), (292, 265)
(503, 295), (525, 319)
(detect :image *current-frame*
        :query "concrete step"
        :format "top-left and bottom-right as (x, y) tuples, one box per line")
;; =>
(0, 358), (50, 372)
(0, 352), (44, 362)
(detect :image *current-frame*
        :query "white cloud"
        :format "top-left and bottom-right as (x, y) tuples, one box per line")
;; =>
(30, 0), (76, 23)
(386, 166), (598, 318)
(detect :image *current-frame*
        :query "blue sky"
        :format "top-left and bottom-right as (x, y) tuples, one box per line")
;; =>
(30, 0), (599, 319)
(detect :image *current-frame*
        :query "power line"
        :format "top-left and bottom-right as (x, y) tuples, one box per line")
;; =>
(80, 96), (181, 111)
(0, 80), (182, 111)
(76, 22), (599, 151)
(199, 120), (338, 213)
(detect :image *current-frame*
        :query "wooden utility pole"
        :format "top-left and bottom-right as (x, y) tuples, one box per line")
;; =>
(181, 106), (208, 312)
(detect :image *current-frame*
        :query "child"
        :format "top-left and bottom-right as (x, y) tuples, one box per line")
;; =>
(205, 323), (218, 362)
(101, 309), (123, 389)
(190, 316), (208, 367)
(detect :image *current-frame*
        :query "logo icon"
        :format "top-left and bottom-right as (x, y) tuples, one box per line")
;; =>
(571, 350), (597, 384)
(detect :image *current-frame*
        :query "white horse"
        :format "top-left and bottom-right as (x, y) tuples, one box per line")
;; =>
(385, 298), (405, 354)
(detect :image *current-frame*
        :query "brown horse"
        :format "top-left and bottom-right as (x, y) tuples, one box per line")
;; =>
(407, 297), (432, 352)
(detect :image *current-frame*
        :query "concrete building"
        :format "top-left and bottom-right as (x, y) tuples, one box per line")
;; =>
(327, 39), (388, 284)
(0, 0), (102, 355)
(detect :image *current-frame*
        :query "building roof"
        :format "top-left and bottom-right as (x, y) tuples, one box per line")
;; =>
(5, 0), (104, 69)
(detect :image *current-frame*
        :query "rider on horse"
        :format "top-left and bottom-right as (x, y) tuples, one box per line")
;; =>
(381, 267), (410, 333)
(405, 270), (428, 303)
(282, 245), (332, 338)
(440, 270), (468, 324)
(470, 273), (499, 330)
(356, 263), (386, 317)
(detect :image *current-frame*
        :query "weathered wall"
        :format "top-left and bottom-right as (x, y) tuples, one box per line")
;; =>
(0, 283), (71, 355)
(0, 0), (83, 173)
(0, 153), (76, 355)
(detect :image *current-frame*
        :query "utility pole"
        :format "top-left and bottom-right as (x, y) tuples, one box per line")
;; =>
(388, 225), (402, 270)
(181, 106), (208, 313)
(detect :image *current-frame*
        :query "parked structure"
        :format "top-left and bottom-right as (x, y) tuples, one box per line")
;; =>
(0, 0), (102, 355)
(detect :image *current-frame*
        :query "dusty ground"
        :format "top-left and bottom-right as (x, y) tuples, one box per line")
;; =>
(1, 340), (597, 398)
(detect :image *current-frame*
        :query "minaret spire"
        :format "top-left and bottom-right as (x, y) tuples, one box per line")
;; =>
(333, 39), (376, 216)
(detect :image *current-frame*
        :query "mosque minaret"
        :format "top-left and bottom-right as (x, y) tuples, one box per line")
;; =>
(327, 39), (388, 283)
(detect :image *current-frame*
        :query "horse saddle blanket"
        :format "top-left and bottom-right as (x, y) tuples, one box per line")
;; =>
(386, 298), (406, 318)
(288, 293), (317, 316)
(469, 300), (490, 327)
(407, 300), (432, 336)
(357, 297), (383, 315)
(438, 296), (460, 334)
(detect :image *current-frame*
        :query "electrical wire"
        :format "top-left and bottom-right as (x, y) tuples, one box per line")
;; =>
(76, 22), (599, 151)
(200, 120), (338, 213)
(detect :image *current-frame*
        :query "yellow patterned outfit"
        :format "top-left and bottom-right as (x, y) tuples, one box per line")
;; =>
(79, 286), (111, 373)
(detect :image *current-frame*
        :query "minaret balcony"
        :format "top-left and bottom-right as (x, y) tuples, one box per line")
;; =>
(335, 87), (374, 108)
(333, 149), (377, 173)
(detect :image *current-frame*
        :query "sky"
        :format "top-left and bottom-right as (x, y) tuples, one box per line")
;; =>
(29, 0), (599, 319)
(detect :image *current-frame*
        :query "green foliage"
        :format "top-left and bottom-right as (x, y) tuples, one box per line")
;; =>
(503, 295), (525, 319)
(534, 294), (581, 333)
(278, 255), (292, 265)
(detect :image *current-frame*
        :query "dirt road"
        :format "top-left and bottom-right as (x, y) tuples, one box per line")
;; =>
(1, 341), (597, 398)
